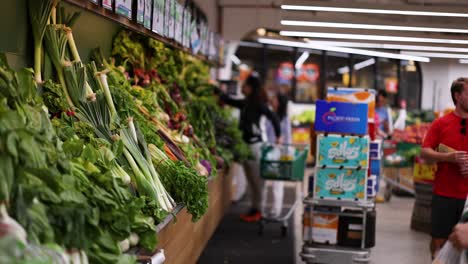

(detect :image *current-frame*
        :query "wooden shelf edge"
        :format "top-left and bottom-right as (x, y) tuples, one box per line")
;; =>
(151, 169), (232, 264)
(63, 0), (219, 66)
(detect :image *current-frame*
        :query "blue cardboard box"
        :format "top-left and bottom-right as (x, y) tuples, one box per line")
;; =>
(314, 100), (368, 135)
(370, 159), (381, 176)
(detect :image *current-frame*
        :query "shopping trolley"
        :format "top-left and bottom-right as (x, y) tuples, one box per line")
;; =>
(258, 143), (309, 237)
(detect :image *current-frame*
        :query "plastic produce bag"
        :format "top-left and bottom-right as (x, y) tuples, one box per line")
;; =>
(432, 241), (465, 264)
(230, 162), (247, 202)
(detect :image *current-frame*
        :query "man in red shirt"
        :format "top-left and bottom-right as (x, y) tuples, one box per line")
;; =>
(422, 77), (468, 258)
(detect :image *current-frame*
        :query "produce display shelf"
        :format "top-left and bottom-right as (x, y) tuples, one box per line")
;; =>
(136, 169), (233, 264)
(63, 0), (218, 65)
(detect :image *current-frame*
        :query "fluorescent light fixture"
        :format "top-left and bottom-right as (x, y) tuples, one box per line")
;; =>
(355, 58), (376, 70)
(281, 20), (468, 34)
(280, 5), (468, 18)
(305, 40), (468, 53)
(337, 58), (376, 74)
(401, 51), (468, 59)
(460, 59), (468, 64)
(281, 31), (468, 45)
(295, 51), (310, 69)
(258, 38), (430, 62)
(231, 55), (241, 65)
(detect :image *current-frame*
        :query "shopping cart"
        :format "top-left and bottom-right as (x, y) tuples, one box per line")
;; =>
(258, 143), (309, 237)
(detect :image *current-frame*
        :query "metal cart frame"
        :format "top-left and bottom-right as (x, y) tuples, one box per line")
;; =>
(258, 143), (308, 237)
(301, 198), (375, 264)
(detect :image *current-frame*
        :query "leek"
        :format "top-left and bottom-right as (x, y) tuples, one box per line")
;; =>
(27, 0), (54, 84)
(43, 25), (74, 108)
(96, 71), (117, 117)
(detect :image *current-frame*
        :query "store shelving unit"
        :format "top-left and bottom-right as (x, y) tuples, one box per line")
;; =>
(63, 0), (218, 65)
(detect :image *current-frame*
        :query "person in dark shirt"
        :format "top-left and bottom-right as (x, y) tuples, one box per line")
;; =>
(218, 74), (282, 222)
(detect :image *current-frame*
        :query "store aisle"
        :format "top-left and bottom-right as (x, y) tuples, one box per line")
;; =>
(372, 196), (431, 264)
(198, 185), (297, 264)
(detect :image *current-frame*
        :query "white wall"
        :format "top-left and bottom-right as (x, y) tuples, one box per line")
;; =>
(420, 59), (468, 111)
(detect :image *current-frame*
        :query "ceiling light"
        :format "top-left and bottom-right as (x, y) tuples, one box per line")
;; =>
(337, 58), (376, 74)
(257, 38), (430, 62)
(257, 28), (267, 36)
(355, 58), (376, 70)
(280, 5), (468, 18)
(459, 59), (468, 64)
(281, 31), (468, 45)
(295, 52), (310, 69)
(305, 40), (468, 53)
(400, 51), (468, 59)
(281, 20), (468, 34)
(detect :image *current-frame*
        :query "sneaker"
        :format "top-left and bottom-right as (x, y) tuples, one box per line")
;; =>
(240, 208), (262, 222)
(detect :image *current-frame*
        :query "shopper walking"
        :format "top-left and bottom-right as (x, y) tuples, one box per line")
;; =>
(421, 77), (468, 258)
(264, 92), (292, 217)
(217, 74), (282, 222)
(375, 90), (393, 139)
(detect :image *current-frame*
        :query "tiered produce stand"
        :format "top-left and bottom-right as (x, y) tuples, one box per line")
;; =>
(0, 1), (242, 263)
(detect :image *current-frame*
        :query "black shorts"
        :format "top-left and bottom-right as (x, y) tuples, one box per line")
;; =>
(431, 194), (466, 238)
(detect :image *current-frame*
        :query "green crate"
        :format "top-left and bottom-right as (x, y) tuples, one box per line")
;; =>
(260, 144), (308, 181)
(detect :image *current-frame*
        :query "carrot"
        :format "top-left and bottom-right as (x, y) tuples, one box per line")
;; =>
(164, 144), (178, 161)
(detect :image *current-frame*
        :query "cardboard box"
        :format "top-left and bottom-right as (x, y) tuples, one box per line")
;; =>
(314, 167), (367, 201)
(327, 87), (376, 122)
(311, 213), (339, 244)
(314, 100), (368, 135)
(413, 156), (436, 182)
(370, 159), (381, 176)
(316, 134), (369, 169)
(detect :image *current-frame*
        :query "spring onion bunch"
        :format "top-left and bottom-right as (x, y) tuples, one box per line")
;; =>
(27, 0), (54, 84)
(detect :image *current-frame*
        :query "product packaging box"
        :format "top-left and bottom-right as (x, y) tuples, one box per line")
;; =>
(115, 0), (133, 19)
(144, 0), (152, 29)
(164, 0), (175, 38)
(182, 7), (191, 48)
(174, 2), (183, 44)
(191, 20), (201, 53)
(311, 213), (339, 244)
(370, 140), (382, 160)
(136, 0), (145, 24)
(370, 159), (381, 176)
(327, 87), (376, 122)
(314, 100), (368, 135)
(152, 0), (164, 34)
(103, 0), (114, 10)
(317, 134), (369, 169)
(314, 167), (367, 201)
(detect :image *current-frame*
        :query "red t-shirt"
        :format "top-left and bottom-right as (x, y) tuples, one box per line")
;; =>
(422, 112), (468, 199)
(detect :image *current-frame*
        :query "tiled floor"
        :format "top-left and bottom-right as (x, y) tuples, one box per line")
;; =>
(200, 177), (432, 264)
(370, 196), (432, 264)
